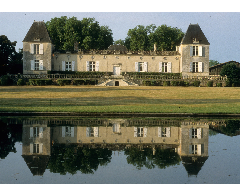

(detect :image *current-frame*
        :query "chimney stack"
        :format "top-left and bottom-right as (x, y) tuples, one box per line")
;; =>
(154, 43), (157, 52)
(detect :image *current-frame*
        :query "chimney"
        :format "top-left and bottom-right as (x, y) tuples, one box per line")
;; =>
(74, 42), (79, 51)
(154, 43), (157, 52)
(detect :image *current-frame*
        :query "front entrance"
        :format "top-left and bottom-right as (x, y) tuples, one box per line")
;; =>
(115, 81), (119, 86)
(113, 66), (121, 75)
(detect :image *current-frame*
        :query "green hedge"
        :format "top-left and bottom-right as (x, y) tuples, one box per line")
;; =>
(125, 72), (181, 77)
(29, 79), (53, 86)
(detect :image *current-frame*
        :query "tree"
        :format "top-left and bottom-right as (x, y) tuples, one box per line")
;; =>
(126, 25), (149, 51)
(125, 24), (184, 51)
(0, 35), (22, 76)
(46, 17), (113, 51)
(149, 25), (184, 51)
(114, 39), (125, 46)
(220, 62), (240, 86)
(209, 60), (220, 67)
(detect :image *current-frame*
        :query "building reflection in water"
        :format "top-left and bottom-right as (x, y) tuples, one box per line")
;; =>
(21, 118), (210, 176)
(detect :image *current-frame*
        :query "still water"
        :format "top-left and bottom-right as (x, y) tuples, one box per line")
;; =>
(1, 116), (240, 184)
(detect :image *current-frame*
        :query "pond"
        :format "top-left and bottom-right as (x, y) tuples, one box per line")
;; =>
(1, 116), (240, 184)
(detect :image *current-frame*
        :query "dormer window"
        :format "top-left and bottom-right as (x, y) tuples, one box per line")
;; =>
(34, 38), (40, 41)
(193, 38), (199, 43)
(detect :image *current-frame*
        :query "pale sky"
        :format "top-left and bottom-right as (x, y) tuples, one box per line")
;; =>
(1, 1), (239, 64)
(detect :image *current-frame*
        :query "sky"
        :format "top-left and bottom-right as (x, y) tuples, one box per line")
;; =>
(1, 1), (240, 64)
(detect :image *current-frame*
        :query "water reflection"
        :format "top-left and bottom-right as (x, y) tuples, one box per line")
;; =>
(1, 117), (240, 178)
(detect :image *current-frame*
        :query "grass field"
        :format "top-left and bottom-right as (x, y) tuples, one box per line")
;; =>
(0, 86), (240, 114)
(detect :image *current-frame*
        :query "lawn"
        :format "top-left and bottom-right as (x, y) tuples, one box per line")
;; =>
(0, 85), (239, 114)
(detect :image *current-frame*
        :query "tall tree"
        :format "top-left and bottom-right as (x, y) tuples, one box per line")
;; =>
(0, 35), (22, 76)
(125, 24), (184, 51)
(46, 17), (113, 51)
(126, 25), (149, 51)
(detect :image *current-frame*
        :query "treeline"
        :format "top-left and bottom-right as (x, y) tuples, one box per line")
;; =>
(46, 17), (185, 52)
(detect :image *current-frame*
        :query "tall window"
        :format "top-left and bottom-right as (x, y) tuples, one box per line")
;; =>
(33, 144), (40, 153)
(89, 61), (95, 71)
(34, 60), (39, 70)
(162, 62), (168, 73)
(193, 46), (198, 56)
(65, 62), (72, 71)
(138, 62), (144, 72)
(192, 129), (198, 138)
(34, 44), (40, 54)
(193, 62), (198, 72)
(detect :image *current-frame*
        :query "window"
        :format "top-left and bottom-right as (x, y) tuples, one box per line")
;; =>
(159, 62), (172, 73)
(65, 62), (72, 71)
(30, 143), (43, 154)
(190, 45), (203, 56)
(86, 127), (99, 137)
(190, 128), (202, 139)
(138, 62), (144, 72)
(135, 62), (148, 72)
(31, 60), (43, 71)
(89, 61), (95, 71)
(62, 126), (74, 137)
(62, 61), (75, 71)
(162, 62), (168, 73)
(33, 144), (40, 153)
(193, 46), (198, 56)
(192, 129), (198, 138)
(86, 61), (99, 71)
(191, 145), (198, 155)
(30, 127), (43, 138)
(158, 127), (171, 137)
(190, 62), (203, 73)
(34, 44), (39, 54)
(137, 127), (144, 137)
(134, 127), (147, 137)
(34, 60), (39, 70)
(30, 44), (43, 54)
(193, 62), (198, 72)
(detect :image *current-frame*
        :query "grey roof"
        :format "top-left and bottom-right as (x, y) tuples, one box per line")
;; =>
(181, 24), (210, 45)
(23, 21), (51, 43)
(108, 44), (128, 51)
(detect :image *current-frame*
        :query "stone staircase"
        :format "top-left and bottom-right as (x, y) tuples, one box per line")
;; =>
(97, 75), (138, 86)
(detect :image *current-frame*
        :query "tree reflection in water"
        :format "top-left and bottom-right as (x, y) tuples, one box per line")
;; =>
(47, 144), (112, 175)
(124, 147), (181, 170)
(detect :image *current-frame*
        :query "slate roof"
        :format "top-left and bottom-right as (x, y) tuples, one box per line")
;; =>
(22, 155), (50, 176)
(23, 21), (51, 43)
(181, 24), (210, 45)
(181, 156), (208, 176)
(108, 44), (128, 51)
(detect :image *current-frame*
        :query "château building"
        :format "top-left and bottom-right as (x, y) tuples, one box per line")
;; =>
(23, 21), (210, 85)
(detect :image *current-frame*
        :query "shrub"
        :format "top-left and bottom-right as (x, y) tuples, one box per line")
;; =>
(57, 79), (71, 86)
(170, 81), (179, 86)
(207, 80), (213, 87)
(163, 81), (170, 86)
(29, 79), (35, 86)
(216, 83), (222, 87)
(1, 75), (12, 86)
(28, 79), (52, 86)
(193, 80), (201, 87)
(17, 79), (25, 86)
(184, 82), (190, 86)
